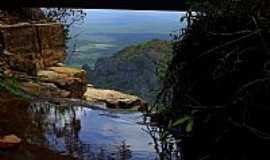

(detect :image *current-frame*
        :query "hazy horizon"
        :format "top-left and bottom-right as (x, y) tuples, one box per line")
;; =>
(67, 9), (186, 68)
(71, 9), (185, 34)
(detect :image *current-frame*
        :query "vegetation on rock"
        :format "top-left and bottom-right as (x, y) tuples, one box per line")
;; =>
(0, 77), (29, 99)
(0, 9), (87, 99)
(116, 39), (172, 61)
(151, 0), (270, 159)
(42, 8), (86, 43)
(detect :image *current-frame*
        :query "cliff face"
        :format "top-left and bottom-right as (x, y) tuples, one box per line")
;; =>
(0, 12), (87, 98)
(0, 9), (149, 111)
(85, 39), (172, 103)
(0, 9), (146, 109)
(0, 23), (65, 75)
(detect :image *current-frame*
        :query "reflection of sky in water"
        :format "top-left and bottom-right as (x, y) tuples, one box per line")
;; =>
(42, 106), (158, 159)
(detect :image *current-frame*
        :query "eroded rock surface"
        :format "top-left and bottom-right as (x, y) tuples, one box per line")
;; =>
(0, 23), (65, 75)
(0, 9), (147, 107)
(0, 13), (86, 99)
(20, 81), (71, 98)
(83, 86), (147, 109)
(37, 67), (87, 98)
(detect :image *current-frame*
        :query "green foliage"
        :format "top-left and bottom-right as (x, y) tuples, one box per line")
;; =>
(172, 115), (192, 126)
(42, 9), (86, 45)
(148, 0), (270, 159)
(0, 77), (30, 99)
(185, 0), (195, 5)
(168, 115), (194, 133)
(43, 9), (86, 28)
(185, 119), (193, 133)
(157, 45), (173, 81)
(117, 39), (172, 61)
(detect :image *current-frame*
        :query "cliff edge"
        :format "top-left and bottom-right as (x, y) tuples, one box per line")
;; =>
(0, 9), (145, 109)
(0, 21), (87, 98)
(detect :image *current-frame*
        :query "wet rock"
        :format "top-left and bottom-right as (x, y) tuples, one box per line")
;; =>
(83, 86), (147, 109)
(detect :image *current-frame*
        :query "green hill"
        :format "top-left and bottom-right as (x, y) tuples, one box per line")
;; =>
(83, 39), (172, 103)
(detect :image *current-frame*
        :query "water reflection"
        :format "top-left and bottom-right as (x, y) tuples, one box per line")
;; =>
(145, 125), (183, 160)
(0, 99), (159, 160)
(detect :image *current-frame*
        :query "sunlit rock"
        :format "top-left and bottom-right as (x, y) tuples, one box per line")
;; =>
(0, 18), (86, 99)
(0, 134), (21, 149)
(20, 81), (71, 98)
(37, 67), (87, 98)
(83, 86), (147, 109)
(55, 63), (65, 67)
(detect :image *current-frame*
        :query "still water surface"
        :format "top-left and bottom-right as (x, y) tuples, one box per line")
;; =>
(0, 100), (158, 160)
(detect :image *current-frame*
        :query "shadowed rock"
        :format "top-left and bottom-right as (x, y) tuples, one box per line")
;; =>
(0, 22), (65, 75)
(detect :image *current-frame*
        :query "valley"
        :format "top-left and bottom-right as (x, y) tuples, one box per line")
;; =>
(65, 9), (183, 103)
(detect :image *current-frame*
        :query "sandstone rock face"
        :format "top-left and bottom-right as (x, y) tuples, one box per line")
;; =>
(0, 23), (65, 75)
(0, 134), (22, 149)
(0, 12), (147, 105)
(37, 67), (87, 98)
(83, 86), (147, 109)
(16, 66), (87, 98)
(36, 24), (65, 67)
(20, 81), (71, 98)
(0, 9), (46, 24)
(0, 19), (87, 99)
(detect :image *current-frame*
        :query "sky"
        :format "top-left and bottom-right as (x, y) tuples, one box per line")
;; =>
(71, 9), (186, 34)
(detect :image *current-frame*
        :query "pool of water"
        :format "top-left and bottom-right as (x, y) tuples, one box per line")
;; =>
(0, 100), (159, 160)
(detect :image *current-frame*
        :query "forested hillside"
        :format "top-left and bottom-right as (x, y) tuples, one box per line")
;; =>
(84, 39), (172, 103)
(151, 0), (270, 159)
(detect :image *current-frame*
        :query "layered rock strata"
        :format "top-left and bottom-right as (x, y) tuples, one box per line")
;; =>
(0, 22), (86, 98)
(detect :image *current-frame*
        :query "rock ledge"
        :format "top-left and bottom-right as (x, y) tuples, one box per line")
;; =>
(83, 86), (147, 109)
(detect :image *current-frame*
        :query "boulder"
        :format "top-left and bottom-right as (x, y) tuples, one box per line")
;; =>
(83, 86), (147, 109)
(37, 67), (87, 98)
(0, 134), (22, 149)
